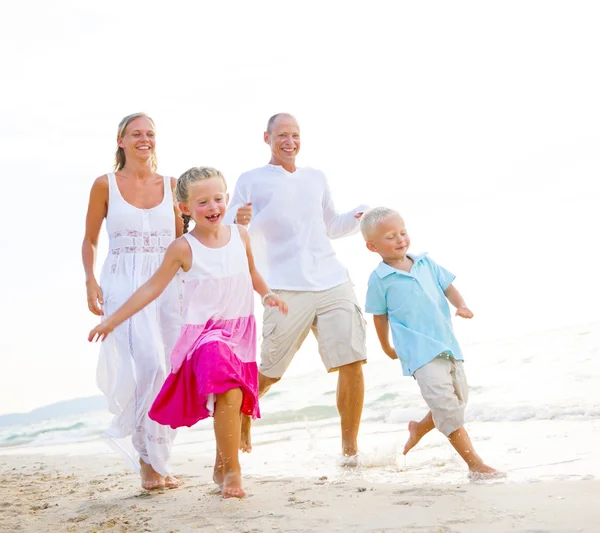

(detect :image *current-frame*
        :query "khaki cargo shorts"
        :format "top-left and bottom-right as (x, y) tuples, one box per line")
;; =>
(413, 354), (468, 437)
(260, 281), (367, 378)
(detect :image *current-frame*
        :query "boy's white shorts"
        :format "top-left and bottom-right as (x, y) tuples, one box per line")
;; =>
(413, 354), (468, 436)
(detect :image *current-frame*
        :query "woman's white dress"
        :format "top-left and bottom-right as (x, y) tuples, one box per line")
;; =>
(96, 172), (181, 476)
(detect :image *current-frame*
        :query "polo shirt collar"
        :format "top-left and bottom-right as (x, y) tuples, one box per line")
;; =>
(374, 253), (428, 279)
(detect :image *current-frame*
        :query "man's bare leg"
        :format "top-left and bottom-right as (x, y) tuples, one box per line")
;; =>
(240, 373), (280, 453)
(448, 426), (498, 476)
(403, 411), (435, 455)
(337, 361), (364, 458)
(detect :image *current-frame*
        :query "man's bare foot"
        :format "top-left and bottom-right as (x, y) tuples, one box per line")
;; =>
(240, 415), (252, 453)
(468, 463), (506, 480)
(403, 420), (425, 455)
(340, 453), (360, 468)
(164, 475), (183, 489)
(221, 471), (246, 499)
(139, 459), (165, 490)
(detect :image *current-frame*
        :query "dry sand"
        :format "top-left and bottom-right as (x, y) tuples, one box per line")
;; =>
(1, 451), (598, 533)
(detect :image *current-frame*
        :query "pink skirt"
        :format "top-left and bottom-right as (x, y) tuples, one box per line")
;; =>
(149, 340), (260, 429)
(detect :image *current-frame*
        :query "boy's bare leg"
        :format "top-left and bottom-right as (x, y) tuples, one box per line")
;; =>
(403, 411), (435, 455)
(448, 426), (497, 475)
(214, 388), (245, 498)
(337, 361), (364, 458)
(240, 374), (280, 453)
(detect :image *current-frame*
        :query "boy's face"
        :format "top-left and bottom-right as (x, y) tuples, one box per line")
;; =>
(366, 214), (411, 261)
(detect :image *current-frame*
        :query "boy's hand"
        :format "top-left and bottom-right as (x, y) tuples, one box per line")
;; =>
(456, 306), (474, 319)
(88, 321), (115, 342)
(384, 347), (399, 360)
(265, 295), (288, 316)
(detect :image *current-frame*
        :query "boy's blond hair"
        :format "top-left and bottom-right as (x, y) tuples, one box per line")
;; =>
(360, 206), (401, 239)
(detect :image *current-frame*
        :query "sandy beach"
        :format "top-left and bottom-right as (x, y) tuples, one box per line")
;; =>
(2, 449), (598, 533)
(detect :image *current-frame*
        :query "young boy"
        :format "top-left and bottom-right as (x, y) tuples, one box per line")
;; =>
(360, 207), (499, 478)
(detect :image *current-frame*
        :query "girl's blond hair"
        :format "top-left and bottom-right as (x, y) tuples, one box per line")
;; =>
(114, 113), (158, 172)
(176, 167), (227, 233)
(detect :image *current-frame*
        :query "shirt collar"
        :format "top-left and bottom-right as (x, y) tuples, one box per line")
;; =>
(374, 253), (428, 279)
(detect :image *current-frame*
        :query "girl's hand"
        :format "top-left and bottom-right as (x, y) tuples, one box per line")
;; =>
(265, 295), (288, 316)
(86, 279), (104, 316)
(88, 320), (115, 342)
(456, 306), (474, 319)
(354, 212), (364, 219)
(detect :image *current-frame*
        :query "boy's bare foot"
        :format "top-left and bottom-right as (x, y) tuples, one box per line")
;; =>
(222, 471), (246, 499)
(468, 463), (506, 480)
(139, 459), (165, 490)
(240, 415), (252, 453)
(403, 420), (425, 455)
(164, 475), (183, 489)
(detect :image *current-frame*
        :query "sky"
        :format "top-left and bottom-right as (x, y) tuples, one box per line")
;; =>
(1, 1), (599, 415)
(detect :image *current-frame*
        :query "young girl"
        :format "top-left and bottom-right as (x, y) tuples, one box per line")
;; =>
(89, 166), (288, 499)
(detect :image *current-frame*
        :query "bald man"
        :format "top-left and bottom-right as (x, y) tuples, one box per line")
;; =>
(226, 113), (368, 463)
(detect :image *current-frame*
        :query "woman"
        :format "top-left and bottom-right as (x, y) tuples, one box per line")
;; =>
(82, 113), (183, 490)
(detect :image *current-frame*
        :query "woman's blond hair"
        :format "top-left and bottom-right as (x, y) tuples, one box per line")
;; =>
(114, 113), (158, 172)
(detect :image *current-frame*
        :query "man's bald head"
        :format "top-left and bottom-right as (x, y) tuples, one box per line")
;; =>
(266, 113), (298, 134)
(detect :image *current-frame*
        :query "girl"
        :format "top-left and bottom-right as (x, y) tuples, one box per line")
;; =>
(82, 113), (182, 490)
(89, 167), (287, 499)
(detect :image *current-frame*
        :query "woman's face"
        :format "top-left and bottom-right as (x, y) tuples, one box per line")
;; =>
(118, 116), (156, 164)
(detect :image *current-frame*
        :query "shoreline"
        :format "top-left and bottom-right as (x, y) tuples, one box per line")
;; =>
(2, 450), (599, 532)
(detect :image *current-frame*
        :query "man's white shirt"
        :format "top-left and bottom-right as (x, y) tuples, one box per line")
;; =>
(225, 164), (368, 291)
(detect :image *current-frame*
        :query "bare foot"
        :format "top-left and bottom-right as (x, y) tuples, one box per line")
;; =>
(139, 459), (165, 490)
(468, 463), (506, 480)
(340, 453), (360, 468)
(403, 420), (424, 455)
(221, 471), (246, 499)
(213, 461), (224, 488)
(240, 415), (252, 453)
(164, 475), (183, 489)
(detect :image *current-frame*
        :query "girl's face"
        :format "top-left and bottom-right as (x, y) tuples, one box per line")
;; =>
(181, 177), (228, 229)
(118, 116), (156, 163)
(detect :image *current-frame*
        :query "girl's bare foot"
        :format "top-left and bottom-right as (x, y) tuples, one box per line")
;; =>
(403, 421), (424, 455)
(240, 416), (252, 453)
(213, 462), (224, 488)
(164, 475), (183, 489)
(139, 459), (165, 490)
(222, 471), (246, 499)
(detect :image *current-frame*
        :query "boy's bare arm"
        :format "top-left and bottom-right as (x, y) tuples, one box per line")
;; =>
(373, 314), (398, 360)
(444, 283), (474, 318)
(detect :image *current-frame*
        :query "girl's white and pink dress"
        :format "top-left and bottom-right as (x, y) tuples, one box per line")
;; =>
(149, 225), (260, 427)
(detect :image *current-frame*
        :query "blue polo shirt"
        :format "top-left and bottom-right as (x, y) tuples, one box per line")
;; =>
(365, 253), (463, 376)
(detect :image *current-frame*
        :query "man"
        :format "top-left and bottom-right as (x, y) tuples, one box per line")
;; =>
(226, 113), (368, 461)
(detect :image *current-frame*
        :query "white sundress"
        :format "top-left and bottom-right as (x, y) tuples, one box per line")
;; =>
(96, 172), (181, 476)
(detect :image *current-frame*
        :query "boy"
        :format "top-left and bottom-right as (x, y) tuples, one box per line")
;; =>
(360, 207), (499, 478)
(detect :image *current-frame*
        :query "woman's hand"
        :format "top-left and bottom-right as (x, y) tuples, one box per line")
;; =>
(86, 279), (104, 316)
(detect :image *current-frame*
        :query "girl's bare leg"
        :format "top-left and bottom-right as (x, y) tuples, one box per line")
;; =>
(214, 388), (245, 498)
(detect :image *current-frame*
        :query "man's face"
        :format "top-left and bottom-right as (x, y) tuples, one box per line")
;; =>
(264, 115), (301, 167)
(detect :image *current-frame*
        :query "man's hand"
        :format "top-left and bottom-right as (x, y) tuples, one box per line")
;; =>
(456, 306), (474, 319)
(235, 203), (253, 226)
